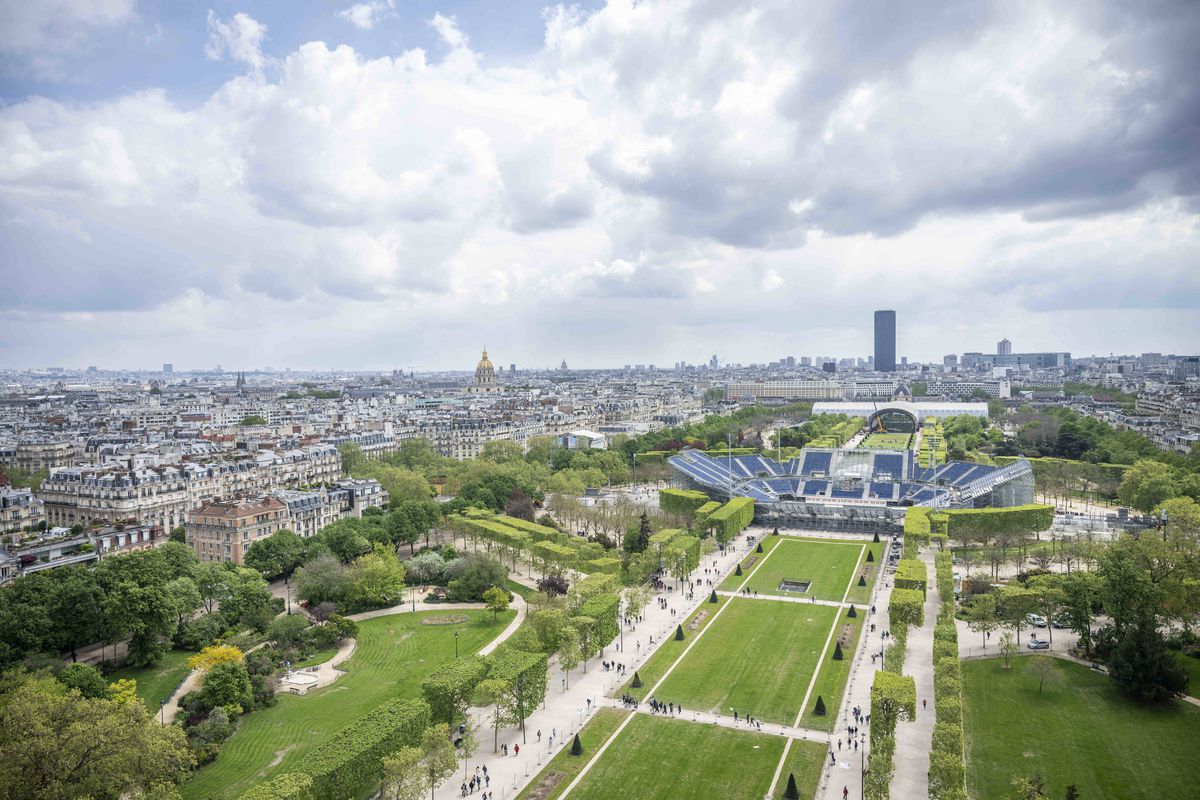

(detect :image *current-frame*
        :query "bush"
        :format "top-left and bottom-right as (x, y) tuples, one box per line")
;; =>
(404, 551), (447, 585)
(57, 663), (109, 699)
(268, 614), (312, 651)
(199, 661), (254, 716)
(445, 552), (508, 602)
(659, 489), (713, 515)
(674, 624), (684, 641)
(631, 671), (643, 689)
(813, 695), (826, 715)
(570, 733), (583, 756)
(180, 612), (227, 651)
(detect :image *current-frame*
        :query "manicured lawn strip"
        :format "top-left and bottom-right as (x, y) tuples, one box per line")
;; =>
(515, 708), (629, 800)
(620, 595), (729, 700)
(654, 598), (836, 724)
(1174, 651), (1200, 697)
(773, 739), (828, 800)
(741, 539), (862, 601)
(798, 607), (866, 731)
(568, 713), (785, 800)
(717, 535), (784, 592)
(108, 648), (193, 711)
(182, 608), (514, 800)
(844, 540), (884, 606)
(291, 646), (339, 669)
(506, 579), (537, 601)
(963, 656), (1200, 800)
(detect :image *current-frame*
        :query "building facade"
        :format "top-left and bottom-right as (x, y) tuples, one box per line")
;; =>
(874, 310), (897, 372)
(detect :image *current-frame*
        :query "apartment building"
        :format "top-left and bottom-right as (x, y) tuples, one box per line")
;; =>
(1, 486), (44, 536)
(187, 497), (289, 564)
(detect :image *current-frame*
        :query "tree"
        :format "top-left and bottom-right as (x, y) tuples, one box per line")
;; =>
(1107, 616), (1189, 701)
(320, 519), (373, 563)
(381, 746), (426, 800)
(813, 695), (826, 715)
(421, 656), (487, 726)
(239, 414), (268, 426)
(999, 631), (1017, 668)
(1118, 460), (1178, 513)
(1060, 571), (1101, 655)
(216, 567), (276, 630)
(198, 661), (254, 714)
(570, 732), (583, 755)
(445, 553), (508, 602)
(165, 576), (202, 634)
(625, 513), (651, 554)
(187, 644), (244, 673)
(339, 443), (366, 475)
(1026, 657), (1062, 695)
(557, 625), (581, 687)
(405, 551), (447, 585)
(191, 562), (228, 613)
(504, 489), (535, 521)
(418, 724), (457, 800)
(483, 586), (510, 623)
(965, 595), (1000, 649)
(784, 772), (800, 800)
(243, 530), (305, 579)
(1012, 773), (1048, 800)
(0, 670), (193, 800)
(56, 663), (110, 699)
(267, 615), (311, 650)
(347, 545), (407, 611)
(476, 678), (519, 752)
(293, 554), (350, 607)
(48, 567), (104, 662)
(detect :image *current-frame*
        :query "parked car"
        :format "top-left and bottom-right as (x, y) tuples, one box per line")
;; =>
(1026, 613), (1048, 627)
(1051, 615), (1070, 629)
(1027, 637), (1050, 650)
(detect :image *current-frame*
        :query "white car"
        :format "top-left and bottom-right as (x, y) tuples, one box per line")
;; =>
(1026, 613), (1047, 627)
(1026, 637), (1050, 650)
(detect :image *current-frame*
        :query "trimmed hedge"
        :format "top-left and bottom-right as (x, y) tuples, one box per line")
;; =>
(243, 698), (431, 800)
(706, 497), (755, 544)
(928, 550), (966, 800)
(579, 594), (621, 650)
(694, 501), (722, 527)
(659, 488), (712, 515)
(941, 505), (1054, 541)
(894, 559), (928, 596)
(889, 588), (925, 629)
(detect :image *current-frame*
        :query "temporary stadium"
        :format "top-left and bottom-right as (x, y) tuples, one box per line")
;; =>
(667, 447), (1034, 532)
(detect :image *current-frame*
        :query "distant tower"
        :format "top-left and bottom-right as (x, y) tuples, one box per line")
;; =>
(997, 338), (1012, 355)
(560, 359), (568, 371)
(874, 310), (896, 372)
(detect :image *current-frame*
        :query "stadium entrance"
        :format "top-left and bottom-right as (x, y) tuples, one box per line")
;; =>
(867, 406), (918, 434)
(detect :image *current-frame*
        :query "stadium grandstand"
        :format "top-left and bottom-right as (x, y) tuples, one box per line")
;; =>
(668, 447), (1034, 532)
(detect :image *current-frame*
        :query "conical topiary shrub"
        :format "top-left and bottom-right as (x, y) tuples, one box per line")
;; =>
(570, 733), (583, 756)
(674, 624), (684, 641)
(813, 695), (826, 716)
(848, 605), (857, 618)
(631, 671), (643, 688)
(756, 542), (763, 553)
(709, 590), (718, 603)
(873, 531), (880, 543)
(866, 550), (875, 562)
(833, 641), (844, 660)
(735, 563), (743, 576)
(858, 574), (867, 587)
(772, 526), (779, 536)
(784, 772), (800, 800)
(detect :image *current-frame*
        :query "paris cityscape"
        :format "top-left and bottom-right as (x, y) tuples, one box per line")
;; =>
(1, 2), (1198, 800)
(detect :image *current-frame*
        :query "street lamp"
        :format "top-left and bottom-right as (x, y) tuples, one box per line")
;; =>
(159, 698), (166, 726)
(1161, 509), (1169, 542)
(411, 585), (416, 613)
(286, 584), (292, 616)
(454, 630), (459, 659)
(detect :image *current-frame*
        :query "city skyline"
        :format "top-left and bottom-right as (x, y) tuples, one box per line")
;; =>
(2, 1), (1198, 369)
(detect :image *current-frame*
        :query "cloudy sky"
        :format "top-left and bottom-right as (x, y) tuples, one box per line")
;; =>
(1, 0), (1198, 371)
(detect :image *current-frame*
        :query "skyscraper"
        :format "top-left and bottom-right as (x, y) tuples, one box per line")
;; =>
(874, 310), (896, 372)
(162, 363), (173, 374)
(997, 338), (1012, 355)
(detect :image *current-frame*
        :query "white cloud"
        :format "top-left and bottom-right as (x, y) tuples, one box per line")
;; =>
(0, 0), (1198, 369)
(0, 0), (135, 79)
(337, 1), (395, 31)
(205, 10), (268, 74)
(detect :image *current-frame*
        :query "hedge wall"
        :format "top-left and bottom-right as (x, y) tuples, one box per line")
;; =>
(492, 515), (562, 541)
(251, 698), (431, 800)
(659, 488), (712, 515)
(695, 501), (722, 527)
(941, 505), (1054, 541)
(579, 593), (621, 650)
(889, 588), (925, 629)
(928, 550), (966, 800)
(706, 497), (755, 544)
(894, 559), (928, 597)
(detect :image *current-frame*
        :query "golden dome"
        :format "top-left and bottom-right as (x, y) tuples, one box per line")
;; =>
(476, 348), (494, 371)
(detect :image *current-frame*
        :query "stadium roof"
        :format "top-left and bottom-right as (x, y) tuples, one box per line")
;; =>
(811, 401), (988, 419)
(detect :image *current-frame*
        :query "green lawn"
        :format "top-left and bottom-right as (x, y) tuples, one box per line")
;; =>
(774, 738), (829, 800)
(515, 708), (629, 800)
(108, 648), (193, 711)
(717, 536), (784, 592)
(844, 541), (883, 606)
(798, 606), (865, 730)
(1173, 651), (1200, 698)
(620, 595), (729, 700)
(859, 433), (913, 450)
(963, 656), (1200, 800)
(654, 598), (836, 723)
(291, 646), (338, 669)
(739, 539), (864, 602)
(567, 714), (802, 800)
(182, 608), (514, 800)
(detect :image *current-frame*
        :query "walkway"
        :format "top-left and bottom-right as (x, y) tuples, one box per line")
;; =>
(888, 548), (939, 799)
(598, 697), (830, 742)
(717, 589), (849, 609)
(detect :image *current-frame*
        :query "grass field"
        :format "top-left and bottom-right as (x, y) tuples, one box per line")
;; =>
(773, 738), (829, 799)
(859, 433), (913, 450)
(567, 714), (798, 800)
(515, 708), (630, 800)
(291, 646), (338, 669)
(1173, 651), (1200, 698)
(108, 648), (193, 711)
(621, 595), (729, 700)
(798, 607), (865, 730)
(718, 535), (784, 592)
(844, 541), (883, 606)
(739, 539), (864, 602)
(182, 608), (514, 800)
(653, 598), (836, 723)
(963, 656), (1200, 800)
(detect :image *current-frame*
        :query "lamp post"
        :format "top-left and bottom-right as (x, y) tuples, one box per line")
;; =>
(159, 698), (166, 726)
(454, 630), (459, 660)
(517, 674), (527, 744)
(286, 583), (292, 616)
(1161, 509), (1169, 542)
(411, 585), (416, 613)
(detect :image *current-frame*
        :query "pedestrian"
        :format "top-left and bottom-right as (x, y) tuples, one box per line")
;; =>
(843, 787), (849, 799)
(838, 739), (842, 751)
(923, 698), (927, 710)
(537, 729), (542, 742)
(514, 744), (519, 756)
